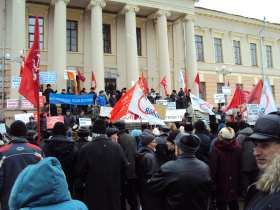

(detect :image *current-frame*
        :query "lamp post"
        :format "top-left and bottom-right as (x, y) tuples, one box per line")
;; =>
(259, 17), (266, 81)
(219, 65), (231, 105)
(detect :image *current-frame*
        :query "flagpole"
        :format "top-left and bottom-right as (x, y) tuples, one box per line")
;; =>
(37, 85), (41, 145)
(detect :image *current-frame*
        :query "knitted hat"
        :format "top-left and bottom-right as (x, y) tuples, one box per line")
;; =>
(92, 119), (107, 134)
(218, 127), (235, 141)
(175, 133), (200, 155)
(10, 120), (27, 137)
(53, 122), (67, 136)
(140, 134), (155, 146)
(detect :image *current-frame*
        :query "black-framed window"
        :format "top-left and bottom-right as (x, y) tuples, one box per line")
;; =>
(103, 24), (111, 54)
(233, 40), (242, 65)
(266, 45), (273, 68)
(28, 16), (44, 49)
(217, 82), (224, 94)
(67, 20), (78, 52)
(250, 43), (257, 66)
(199, 82), (207, 100)
(195, 35), (204, 62)
(214, 38), (223, 63)
(136, 27), (142, 56)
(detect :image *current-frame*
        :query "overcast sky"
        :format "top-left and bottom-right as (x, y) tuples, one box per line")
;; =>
(196, 0), (280, 24)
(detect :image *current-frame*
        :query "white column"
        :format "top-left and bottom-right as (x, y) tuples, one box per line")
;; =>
(88, 0), (106, 92)
(52, 0), (69, 91)
(123, 4), (139, 87)
(155, 10), (172, 94)
(183, 14), (198, 95)
(10, 0), (26, 99)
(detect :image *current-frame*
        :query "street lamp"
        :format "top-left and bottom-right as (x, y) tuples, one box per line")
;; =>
(216, 65), (231, 105)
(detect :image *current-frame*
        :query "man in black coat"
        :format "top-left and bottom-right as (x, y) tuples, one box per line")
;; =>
(114, 120), (138, 210)
(148, 133), (212, 210)
(43, 122), (77, 193)
(77, 119), (128, 210)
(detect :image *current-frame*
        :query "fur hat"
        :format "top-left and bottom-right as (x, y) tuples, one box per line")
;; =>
(106, 127), (119, 137)
(78, 127), (90, 138)
(52, 122), (67, 136)
(92, 119), (107, 134)
(10, 120), (27, 137)
(113, 120), (126, 131)
(140, 134), (155, 146)
(175, 133), (200, 155)
(218, 127), (235, 141)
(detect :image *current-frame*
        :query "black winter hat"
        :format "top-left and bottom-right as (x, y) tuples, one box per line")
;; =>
(175, 133), (200, 155)
(92, 119), (107, 134)
(78, 127), (90, 138)
(52, 122), (67, 136)
(140, 134), (155, 146)
(113, 120), (126, 131)
(10, 120), (27, 137)
(106, 127), (119, 137)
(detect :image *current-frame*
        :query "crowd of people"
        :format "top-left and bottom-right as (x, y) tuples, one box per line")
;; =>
(1, 107), (280, 210)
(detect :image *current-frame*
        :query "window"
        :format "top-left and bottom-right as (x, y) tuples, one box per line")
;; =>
(136, 27), (142, 56)
(28, 16), (44, 49)
(67, 20), (78, 52)
(266, 45), (273, 68)
(250, 43), (257, 66)
(214, 38), (223, 63)
(217, 83), (224, 94)
(103, 24), (111, 54)
(199, 82), (206, 100)
(236, 83), (244, 90)
(195, 35), (204, 62)
(233, 40), (242, 65)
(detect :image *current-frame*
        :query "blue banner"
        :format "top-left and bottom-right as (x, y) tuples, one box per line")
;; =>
(49, 93), (94, 105)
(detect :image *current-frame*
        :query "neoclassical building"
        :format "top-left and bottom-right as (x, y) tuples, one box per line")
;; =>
(1, 0), (280, 108)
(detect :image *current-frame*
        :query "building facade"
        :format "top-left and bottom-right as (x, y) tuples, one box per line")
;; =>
(1, 0), (280, 108)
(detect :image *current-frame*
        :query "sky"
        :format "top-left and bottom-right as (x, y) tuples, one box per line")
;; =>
(196, 0), (280, 24)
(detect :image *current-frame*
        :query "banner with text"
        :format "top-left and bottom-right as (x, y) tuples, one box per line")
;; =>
(49, 93), (94, 105)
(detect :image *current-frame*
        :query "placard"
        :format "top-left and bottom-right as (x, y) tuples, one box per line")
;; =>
(222, 86), (231, 96)
(167, 102), (176, 110)
(99, 106), (113, 117)
(164, 109), (186, 122)
(21, 98), (34, 109)
(11, 76), (21, 89)
(0, 123), (7, 134)
(214, 94), (225, 104)
(156, 100), (168, 106)
(40, 72), (57, 84)
(79, 118), (92, 127)
(6, 99), (19, 109)
(247, 104), (260, 125)
(14, 113), (34, 124)
(46, 116), (64, 129)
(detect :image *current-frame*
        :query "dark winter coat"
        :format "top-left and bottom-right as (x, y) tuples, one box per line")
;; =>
(148, 154), (212, 210)
(77, 135), (128, 210)
(137, 147), (161, 210)
(195, 132), (211, 164)
(210, 139), (242, 202)
(0, 138), (43, 210)
(245, 154), (280, 210)
(43, 135), (78, 193)
(118, 131), (137, 179)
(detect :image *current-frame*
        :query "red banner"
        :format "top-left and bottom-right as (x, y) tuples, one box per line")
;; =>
(46, 116), (64, 129)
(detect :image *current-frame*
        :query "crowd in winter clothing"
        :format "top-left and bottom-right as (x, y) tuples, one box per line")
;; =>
(2, 110), (280, 210)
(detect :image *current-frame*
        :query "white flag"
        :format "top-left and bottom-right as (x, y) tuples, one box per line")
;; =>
(128, 84), (165, 125)
(259, 79), (277, 115)
(190, 93), (215, 115)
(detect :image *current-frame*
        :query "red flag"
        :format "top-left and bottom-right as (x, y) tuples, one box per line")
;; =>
(110, 84), (137, 122)
(77, 69), (86, 82)
(247, 80), (263, 104)
(19, 16), (40, 108)
(67, 71), (75, 80)
(139, 72), (148, 95)
(160, 76), (168, 96)
(92, 72), (97, 90)
(194, 73), (202, 93)
(225, 86), (249, 112)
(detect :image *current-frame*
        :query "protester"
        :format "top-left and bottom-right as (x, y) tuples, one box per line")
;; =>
(64, 110), (76, 129)
(137, 133), (160, 210)
(0, 120), (43, 210)
(209, 127), (241, 210)
(106, 127), (119, 143)
(25, 116), (37, 130)
(245, 112), (280, 209)
(43, 122), (77, 194)
(148, 133), (212, 210)
(77, 119), (128, 210)
(96, 90), (107, 106)
(194, 120), (211, 164)
(109, 92), (118, 107)
(9, 157), (88, 210)
(76, 127), (90, 149)
(114, 120), (138, 210)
